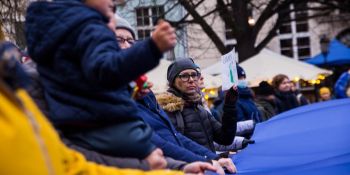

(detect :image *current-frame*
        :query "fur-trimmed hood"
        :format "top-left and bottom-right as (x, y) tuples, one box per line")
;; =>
(156, 92), (185, 112)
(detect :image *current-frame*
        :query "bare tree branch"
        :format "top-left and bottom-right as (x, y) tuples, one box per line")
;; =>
(178, 0), (227, 54)
(173, 0), (350, 61)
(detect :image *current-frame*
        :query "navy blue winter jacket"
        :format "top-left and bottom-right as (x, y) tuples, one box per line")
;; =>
(25, 0), (162, 158)
(334, 72), (350, 99)
(137, 92), (218, 163)
(237, 87), (262, 123)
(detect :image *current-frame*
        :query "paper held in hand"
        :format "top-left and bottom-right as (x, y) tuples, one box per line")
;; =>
(221, 49), (238, 91)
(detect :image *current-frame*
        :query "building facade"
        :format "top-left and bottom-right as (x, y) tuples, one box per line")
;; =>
(118, 0), (350, 68)
(116, 0), (187, 60)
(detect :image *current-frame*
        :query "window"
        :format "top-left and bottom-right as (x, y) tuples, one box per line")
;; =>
(279, 23), (292, 34)
(278, 3), (310, 60)
(297, 37), (310, 59)
(280, 39), (293, 58)
(296, 21), (308, 32)
(279, 13), (292, 34)
(136, 6), (164, 40)
(295, 3), (308, 33)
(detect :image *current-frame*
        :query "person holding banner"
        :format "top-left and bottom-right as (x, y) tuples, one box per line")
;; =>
(157, 59), (238, 171)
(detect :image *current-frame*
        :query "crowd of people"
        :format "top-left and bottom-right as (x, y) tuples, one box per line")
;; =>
(1, 0), (349, 175)
(210, 65), (350, 124)
(0, 0), (244, 174)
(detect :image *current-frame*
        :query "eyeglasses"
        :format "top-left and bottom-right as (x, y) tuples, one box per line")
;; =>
(178, 72), (201, 82)
(116, 36), (135, 45)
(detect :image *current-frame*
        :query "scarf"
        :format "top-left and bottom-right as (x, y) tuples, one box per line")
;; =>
(167, 87), (202, 106)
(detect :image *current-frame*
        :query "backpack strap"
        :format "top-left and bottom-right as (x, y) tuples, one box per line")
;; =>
(175, 111), (185, 134)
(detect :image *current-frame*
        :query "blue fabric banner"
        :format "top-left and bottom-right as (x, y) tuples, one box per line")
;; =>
(207, 99), (350, 175)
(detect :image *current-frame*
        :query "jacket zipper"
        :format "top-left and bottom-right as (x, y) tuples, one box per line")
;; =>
(24, 108), (55, 175)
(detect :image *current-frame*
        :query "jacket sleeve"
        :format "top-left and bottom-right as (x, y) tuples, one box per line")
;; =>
(177, 133), (219, 160)
(75, 22), (163, 89)
(62, 144), (183, 175)
(210, 103), (237, 146)
(61, 136), (150, 170)
(334, 72), (350, 99)
(151, 132), (212, 163)
(68, 119), (156, 159)
(165, 157), (187, 170)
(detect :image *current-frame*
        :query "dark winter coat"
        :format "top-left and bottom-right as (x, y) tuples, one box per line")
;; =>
(334, 72), (350, 99)
(157, 91), (236, 152)
(137, 92), (219, 163)
(23, 61), (160, 169)
(236, 87), (262, 123)
(293, 90), (309, 106)
(255, 97), (277, 121)
(275, 91), (299, 114)
(25, 0), (162, 158)
(60, 135), (151, 170)
(63, 135), (187, 170)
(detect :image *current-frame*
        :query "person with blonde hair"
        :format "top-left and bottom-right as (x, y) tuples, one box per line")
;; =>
(319, 87), (333, 102)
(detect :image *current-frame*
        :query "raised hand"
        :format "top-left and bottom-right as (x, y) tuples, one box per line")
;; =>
(151, 20), (177, 52)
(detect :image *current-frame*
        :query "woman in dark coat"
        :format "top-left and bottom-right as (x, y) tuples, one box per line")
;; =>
(271, 74), (299, 114)
(157, 58), (238, 152)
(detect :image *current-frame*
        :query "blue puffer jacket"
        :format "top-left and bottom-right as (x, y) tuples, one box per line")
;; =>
(334, 72), (350, 99)
(25, 0), (162, 158)
(137, 92), (218, 163)
(237, 87), (262, 123)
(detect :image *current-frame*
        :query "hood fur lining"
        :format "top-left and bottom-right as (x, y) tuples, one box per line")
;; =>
(156, 92), (184, 112)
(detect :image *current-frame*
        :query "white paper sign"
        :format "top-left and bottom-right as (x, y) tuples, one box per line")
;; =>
(221, 49), (238, 91)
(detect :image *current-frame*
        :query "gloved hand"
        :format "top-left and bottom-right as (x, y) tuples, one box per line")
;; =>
(233, 136), (255, 150)
(224, 86), (238, 106)
(242, 138), (255, 149)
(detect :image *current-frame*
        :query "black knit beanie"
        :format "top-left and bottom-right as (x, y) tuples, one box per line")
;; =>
(237, 65), (246, 79)
(258, 81), (275, 96)
(167, 58), (198, 85)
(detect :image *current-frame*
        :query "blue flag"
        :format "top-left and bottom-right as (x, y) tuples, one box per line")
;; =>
(231, 99), (350, 175)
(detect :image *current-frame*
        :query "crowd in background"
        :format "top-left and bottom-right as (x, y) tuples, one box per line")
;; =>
(210, 65), (350, 124)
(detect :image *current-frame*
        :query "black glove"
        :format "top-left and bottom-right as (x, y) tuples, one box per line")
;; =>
(218, 151), (230, 158)
(224, 87), (238, 106)
(242, 138), (255, 149)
